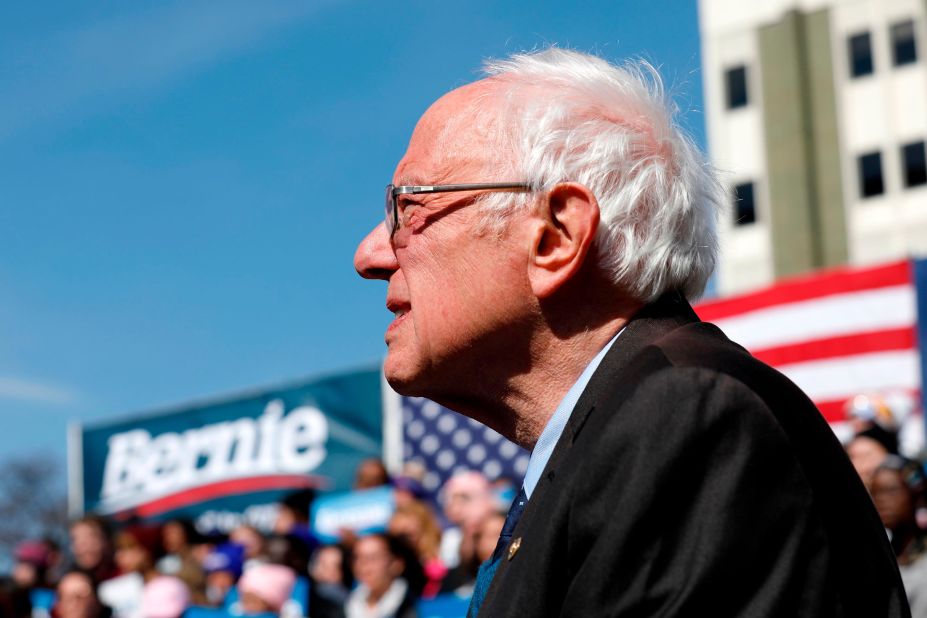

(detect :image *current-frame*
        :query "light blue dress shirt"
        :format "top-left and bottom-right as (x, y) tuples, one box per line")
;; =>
(521, 329), (623, 499)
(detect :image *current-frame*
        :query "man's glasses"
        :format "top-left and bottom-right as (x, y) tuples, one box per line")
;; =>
(385, 182), (532, 237)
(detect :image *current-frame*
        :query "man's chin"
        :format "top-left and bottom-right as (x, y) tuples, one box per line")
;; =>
(384, 374), (420, 396)
(382, 357), (427, 397)
(384, 362), (456, 406)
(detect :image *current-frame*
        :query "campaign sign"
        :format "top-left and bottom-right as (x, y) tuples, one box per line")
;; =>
(74, 367), (383, 532)
(310, 486), (395, 543)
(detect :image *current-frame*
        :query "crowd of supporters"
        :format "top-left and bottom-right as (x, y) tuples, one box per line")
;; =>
(5, 391), (927, 617)
(844, 394), (927, 616)
(0, 459), (516, 618)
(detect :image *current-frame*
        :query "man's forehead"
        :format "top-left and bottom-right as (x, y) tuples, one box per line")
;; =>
(394, 79), (502, 184)
(415, 79), (498, 136)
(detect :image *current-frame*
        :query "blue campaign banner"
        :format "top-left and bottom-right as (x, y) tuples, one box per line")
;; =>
(74, 367), (383, 533)
(310, 486), (394, 543)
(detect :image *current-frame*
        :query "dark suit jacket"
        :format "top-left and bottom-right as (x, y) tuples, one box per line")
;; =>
(479, 293), (909, 617)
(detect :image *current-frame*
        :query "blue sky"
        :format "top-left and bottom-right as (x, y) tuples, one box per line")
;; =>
(0, 1), (705, 463)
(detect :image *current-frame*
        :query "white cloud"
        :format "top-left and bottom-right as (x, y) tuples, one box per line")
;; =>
(0, 376), (78, 405)
(0, 0), (327, 140)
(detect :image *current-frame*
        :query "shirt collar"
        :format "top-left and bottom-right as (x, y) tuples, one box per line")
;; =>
(521, 328), (623, 499)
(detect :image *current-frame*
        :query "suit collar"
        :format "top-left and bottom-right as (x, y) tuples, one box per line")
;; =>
(562, 291), (699, 443)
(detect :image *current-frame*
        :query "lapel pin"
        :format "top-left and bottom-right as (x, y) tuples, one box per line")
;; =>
(507, 537), (522, 561)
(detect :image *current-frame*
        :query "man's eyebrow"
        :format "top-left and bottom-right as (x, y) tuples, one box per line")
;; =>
(395, 175), (428, 186)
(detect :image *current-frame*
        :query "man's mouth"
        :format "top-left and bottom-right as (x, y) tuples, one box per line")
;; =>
(385, 301), (411, 339)
(389, 309), (409, 328)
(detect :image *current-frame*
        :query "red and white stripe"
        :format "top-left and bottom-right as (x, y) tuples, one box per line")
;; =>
(695, 261), (920, 425)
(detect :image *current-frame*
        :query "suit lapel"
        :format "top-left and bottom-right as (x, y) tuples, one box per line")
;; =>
(479, 293), (700, 613)
(565, 292), (699, 441)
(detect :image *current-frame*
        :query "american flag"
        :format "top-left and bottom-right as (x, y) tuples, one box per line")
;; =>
(399, 396), (530, 495)
(695, 259), (925, 450)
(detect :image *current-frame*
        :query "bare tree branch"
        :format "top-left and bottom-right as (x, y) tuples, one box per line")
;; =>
(0, 454), (69, 555)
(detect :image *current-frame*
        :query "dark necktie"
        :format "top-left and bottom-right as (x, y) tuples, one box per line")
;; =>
(466, 487), (528, 617)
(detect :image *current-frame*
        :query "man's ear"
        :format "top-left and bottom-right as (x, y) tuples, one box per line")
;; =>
(528, 182), (600, 299)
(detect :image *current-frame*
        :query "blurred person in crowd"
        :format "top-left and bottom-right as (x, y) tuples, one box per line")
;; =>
(237, 563), (296, 616)
(11, 540), (51, 591)
(229, 525), (267, 571)
(345, 534), (420, 618)
(437, 555), (480, 598)
(69, 516), (118, 585)
(473, 512), (506, 566)
(392, 464), (433, 516)
(391, 476), (427, 511)
(846, 393), (900, 435)
(436, 512), (508, 604)
(437, 472), (493, 570)
(40, 538), (66, 588)
(353, 460), (390, 491)
(187, 531), (220, 572)
(112, 526), (163, 579)
(308, 545), (351, 618)
(155, 519), (205, 604)
(354, 47), (907, 615)
(871, 456), (927, 617)
(272, 489), (318, 555)
(847, 423), (899, 490)
(344, 461), (393, 546)
(387, 502), (445, 598)
(437, 508), (505, 597)
(139, 576), (189, 618)
(0, 576), (32, 618)
(274, 489), (317, 534)
(201, 542), (245, 608)
(398, 462), (425, 484)
(265, 533), (311, 577)
(52, 571), (111, 618)
(98, 525), (163, 618)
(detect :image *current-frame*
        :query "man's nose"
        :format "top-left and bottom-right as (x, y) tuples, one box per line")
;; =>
(354, 222), (398, 280)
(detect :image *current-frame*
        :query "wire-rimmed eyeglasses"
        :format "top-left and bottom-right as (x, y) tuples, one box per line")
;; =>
(385, 182), (532, 237)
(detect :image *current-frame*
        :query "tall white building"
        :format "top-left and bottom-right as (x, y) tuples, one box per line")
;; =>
(700, 0), (927, 294)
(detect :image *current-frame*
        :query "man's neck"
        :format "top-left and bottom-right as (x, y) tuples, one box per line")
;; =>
(513, 318), (630, 448)
(439, 316), (630, 450)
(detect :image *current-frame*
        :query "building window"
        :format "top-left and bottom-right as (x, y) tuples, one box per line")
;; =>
(848, 32), (874, 77)
(891, 20), (918, 66)
(725, 65), (748, 109)
(902, 141), (927, 187)
(733, 182), (756, 225)
(858, 152), (884, 198)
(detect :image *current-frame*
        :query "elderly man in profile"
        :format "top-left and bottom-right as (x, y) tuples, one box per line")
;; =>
(354, 49), (908, 617)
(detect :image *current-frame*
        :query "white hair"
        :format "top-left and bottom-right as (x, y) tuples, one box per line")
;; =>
(467, 48), (726, 303)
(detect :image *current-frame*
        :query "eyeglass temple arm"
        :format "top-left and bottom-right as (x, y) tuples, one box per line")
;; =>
(393, 182), (532, 196)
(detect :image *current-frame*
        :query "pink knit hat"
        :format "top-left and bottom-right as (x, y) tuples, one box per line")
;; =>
(238, 564), (296, 612)
(14, 541), (50, 568)
(141, 576), (190, 618)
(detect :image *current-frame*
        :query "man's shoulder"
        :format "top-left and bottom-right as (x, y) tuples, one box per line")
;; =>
(588, 294), (797, 406)
(613, 318), (818, 430)
(590, 318), (796, 412)
(582, 316), (859, 491)
(582, 346), (804, 472)
(646, 317), (770, 378)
